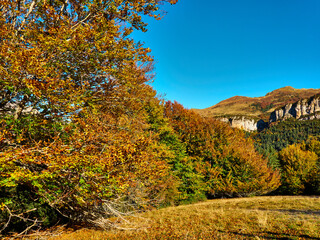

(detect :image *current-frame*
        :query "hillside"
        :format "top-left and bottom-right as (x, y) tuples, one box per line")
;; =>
(194, 86), (320, 121)
(46, 196), (320, 240)
(255, 118), (320, 152)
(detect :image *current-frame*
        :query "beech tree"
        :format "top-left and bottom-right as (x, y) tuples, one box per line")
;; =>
(279, 141), (320, 194)
(164, 101), (280, 198)
(0, 0), (177, 120)
(0, 0), (283, 236)
(0, 0), (178, 234)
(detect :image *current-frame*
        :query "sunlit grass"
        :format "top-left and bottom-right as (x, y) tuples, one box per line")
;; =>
(47, 196), (320, 240)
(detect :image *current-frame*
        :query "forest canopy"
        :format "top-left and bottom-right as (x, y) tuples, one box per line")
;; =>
(1, 0), (280, 236)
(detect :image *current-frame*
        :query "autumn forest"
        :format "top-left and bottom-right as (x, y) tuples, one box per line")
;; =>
(0, 0), (319, 237)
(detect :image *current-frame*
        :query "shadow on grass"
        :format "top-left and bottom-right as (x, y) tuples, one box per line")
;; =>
(218, 230), (320, 240)
(255, 208), (320, 216)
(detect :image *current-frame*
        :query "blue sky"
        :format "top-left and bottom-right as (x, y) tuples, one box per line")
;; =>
(133, 0), (320, 109)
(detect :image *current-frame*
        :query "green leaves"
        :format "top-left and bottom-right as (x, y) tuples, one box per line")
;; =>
(164, 101), (280, 198)
(0, 0), (179, 234)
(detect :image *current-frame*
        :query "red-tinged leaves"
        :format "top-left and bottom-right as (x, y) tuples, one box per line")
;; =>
(164, 101), (280, 197)
(0, 0), (177, 233)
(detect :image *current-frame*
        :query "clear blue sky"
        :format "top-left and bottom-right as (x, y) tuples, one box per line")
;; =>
(133, 0), (320, 109)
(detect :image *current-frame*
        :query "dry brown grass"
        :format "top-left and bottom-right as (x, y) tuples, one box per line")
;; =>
(44, 196), (320, 240)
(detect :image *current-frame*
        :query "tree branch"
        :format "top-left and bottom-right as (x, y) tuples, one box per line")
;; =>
(0, 205), (12, 234)
(59, 0), (69, 17)
(71, 12), (93, 30)
(16, 0), (37, 35)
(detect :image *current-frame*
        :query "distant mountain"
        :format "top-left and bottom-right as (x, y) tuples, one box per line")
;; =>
(270, 93), (320, 123)
(194, 86), (320, 131)
(195, 86), (320, 121)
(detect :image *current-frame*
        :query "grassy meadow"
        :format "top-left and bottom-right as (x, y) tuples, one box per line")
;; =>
(26, 196), (319, 240)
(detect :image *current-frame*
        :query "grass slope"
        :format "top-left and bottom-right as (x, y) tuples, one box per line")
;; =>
(194, 86), (320, 121)
(47, 196), (320, 240)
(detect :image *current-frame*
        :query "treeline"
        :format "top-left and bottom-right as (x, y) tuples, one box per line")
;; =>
(253, 119), (320, 195)
(0, 0), (278, 235)
(0, 97), (281, 234)
(255, 118), (320, 152)
(0, 0), (317, 232)
(163, 102), (279, 200)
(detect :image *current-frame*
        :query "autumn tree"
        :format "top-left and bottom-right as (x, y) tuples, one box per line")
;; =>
(0, 0), (178, 234)
(164, 101), (280, 198)
(278, 140), (320, 195)
(145, 98), (207, 204)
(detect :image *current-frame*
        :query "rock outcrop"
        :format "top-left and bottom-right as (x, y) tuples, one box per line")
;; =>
(269, 95), (320, 123)
(194, 88), (320, 132)
(194, 87), (320, 120)
(218, 116), (267, 132)
(217, 94), (320, 131)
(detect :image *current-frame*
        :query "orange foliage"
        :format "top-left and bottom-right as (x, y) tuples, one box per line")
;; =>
(0, 0), (178, 234)
(164, 101), (280, 197)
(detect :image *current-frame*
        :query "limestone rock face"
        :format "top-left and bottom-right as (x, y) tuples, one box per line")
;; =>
(270, 95), (320, 123)
(232, 118), (256, 131)
(217, 116), (267, 132)
(213, 93), (320, 132)
(299, 113), (320, 121)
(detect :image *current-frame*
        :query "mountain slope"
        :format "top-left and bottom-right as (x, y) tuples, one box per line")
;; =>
(194, 87), (320, 121)
(270, 93), (320, 122)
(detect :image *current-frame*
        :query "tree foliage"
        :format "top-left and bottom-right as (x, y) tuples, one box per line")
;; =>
(0, 0), (178, 234)
(164, 101), (280, 198)
(254, 118), (320, 152)
(253, 118), (320, 195)
(278, 139), (320, 195)
(0, 0), (284, 236)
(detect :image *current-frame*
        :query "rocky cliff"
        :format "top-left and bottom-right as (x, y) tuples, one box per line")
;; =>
(194, 87), (320, 132)
(194, 87), (320, 121)
(270, 94), (320, 123)
(218, 116), (267, 131)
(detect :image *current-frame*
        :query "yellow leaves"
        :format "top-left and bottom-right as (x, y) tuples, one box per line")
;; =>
(0, 0), (179, 228)
(280, 144), (318, 172)
(75, 195), (86, 205)
(0, 202), (6, 211)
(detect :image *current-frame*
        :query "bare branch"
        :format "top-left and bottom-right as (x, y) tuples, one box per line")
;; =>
(0, 205), (12, 234)
(16, 0), (37, 34)
(59, 0), (69, 17)
(13, 219), (38, 239)
(0, 206), (39, 235)
(71, 13), (93, 30)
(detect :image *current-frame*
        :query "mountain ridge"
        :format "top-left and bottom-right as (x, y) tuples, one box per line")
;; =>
(194, 86), (320, 121)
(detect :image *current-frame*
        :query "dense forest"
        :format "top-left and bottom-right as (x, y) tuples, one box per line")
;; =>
(253, 119), (320, 195)
(0, 0), (319, 237)
(255, 119), (320, 152)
